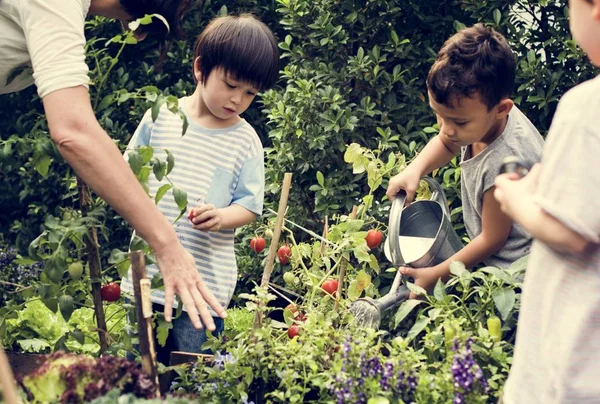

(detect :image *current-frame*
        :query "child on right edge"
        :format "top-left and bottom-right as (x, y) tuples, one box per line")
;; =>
(386, 24), (544, 295)
(494, 0), (600, 401)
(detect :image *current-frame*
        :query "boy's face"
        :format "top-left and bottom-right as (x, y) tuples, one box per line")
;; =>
(569, 0), (600, 66)
(194, 64), (259, 124)
(428, 91), (512, 148)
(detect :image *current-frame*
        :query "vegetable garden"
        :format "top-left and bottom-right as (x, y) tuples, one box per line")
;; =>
(0, 0), (594, 403)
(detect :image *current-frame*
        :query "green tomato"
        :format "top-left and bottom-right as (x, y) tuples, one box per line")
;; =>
(67, 261), (84, 280)
(264, 228), (274, 238)
(487, 316), (502, 342)
(283, 272), (295, 286)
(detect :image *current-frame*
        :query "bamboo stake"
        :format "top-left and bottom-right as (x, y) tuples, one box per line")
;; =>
(334, 206), (358, 311)
(0, 343), (21, 404)
(253, 173), (293, 329)
(77, 177), (109, 353)
(130, 251), (160, 398)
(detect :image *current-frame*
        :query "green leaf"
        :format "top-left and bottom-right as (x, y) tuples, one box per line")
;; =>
(156, 316), (173, 347)
(433, 278), (446, 301)
(151, 97), (166, 121)
(172, 185), (188, 211)
(58, 295), (74, 322)
(355, 270), (372, 292)
(493, 9), (501, 25)
(316, 171), (325, 187)
(492, 288), (516, 321)
(449, 261), (468, 277)
(128, 152), (143, 175)
(368, 398), (390, 404)
(394, 299), (423, 327)
(139, 145), (153, 163)
(34, 155), (51, 177)
(165, 150), (175, 175)
(155, 183), (172, 204)
(407, 316), (430, 341)
(406, 282), (427, 296)
(153, 160), (166, 182)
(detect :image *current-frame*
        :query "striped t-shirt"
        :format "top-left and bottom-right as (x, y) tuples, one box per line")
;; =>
(121, 97), (264, 315)
(503, 76), (600, 403)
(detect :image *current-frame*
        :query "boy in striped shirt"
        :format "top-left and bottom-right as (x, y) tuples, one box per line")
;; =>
(495, 0), (600, 401)
(122, 14), (279, 361)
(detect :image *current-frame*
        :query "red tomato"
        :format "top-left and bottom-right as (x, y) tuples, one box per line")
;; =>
(278, 245), (292, 265)
(100, 282), (121, 302)
(250, 237), (267, 253)
(188, 209), (195, 221)
(365, 229), (383, 249)
(321, 278), (339, 296)
(287, 324), (301, 339)
(285, 303), (306, 321)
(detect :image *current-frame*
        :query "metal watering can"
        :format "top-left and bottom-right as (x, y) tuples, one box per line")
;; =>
(350, 176), (463, 328)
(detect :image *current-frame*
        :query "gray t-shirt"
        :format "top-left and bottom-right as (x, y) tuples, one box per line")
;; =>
(460, 106), (544, 268)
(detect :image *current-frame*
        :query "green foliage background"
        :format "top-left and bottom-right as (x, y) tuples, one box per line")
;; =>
(0, 0), (595, 288)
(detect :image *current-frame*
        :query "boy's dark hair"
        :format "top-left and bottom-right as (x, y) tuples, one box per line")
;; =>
(119, 0), (192, 40)
(427, 24), (516, 110)
(192, 14), (280, 91)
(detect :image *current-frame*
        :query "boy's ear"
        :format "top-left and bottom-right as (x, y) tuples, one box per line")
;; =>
(592, 0), (600, 20)
(496, 99), (514, 118)
(193, 57), (203, 83)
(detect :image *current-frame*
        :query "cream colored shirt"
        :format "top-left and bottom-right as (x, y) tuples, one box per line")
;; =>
(0, 0), (91, 98)
(503, 75), (600, 404)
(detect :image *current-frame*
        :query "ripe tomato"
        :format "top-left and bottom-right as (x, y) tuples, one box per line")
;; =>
(321, 278), (339, 296)
(100, 282), (121, 302)
(250, 237), (267, 253)
(287, 324), (301, 339)
(365, 229), (383, 249)
(278, 245), (292, 265)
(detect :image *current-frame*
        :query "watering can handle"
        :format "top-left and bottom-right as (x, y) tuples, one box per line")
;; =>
(422, 176), (451, 218)
(388, 191), (407, 268)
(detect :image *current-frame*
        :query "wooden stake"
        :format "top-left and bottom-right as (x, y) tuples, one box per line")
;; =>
(130, 251), (160, 398)
(0, 343), (21, 404)
(77, 177), (108, 353)
(253, 173), (293, 329)
(334, 206), (358, 311)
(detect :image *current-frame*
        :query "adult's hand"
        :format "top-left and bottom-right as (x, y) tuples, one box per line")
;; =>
(42, 86), (226, 328)
(153, 236), (226, 328)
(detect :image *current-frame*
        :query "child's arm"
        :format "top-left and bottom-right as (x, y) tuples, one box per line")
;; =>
(387, 135), (459, 203)
(190, 204), (257, 231)
(494, 165), (589, 254)
(400, 186), (513, 295)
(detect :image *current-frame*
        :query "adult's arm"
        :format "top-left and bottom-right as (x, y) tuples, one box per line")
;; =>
(42, 86), (226, 328)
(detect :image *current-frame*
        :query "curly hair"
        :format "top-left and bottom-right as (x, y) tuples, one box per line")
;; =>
(427, 24), (516, 110)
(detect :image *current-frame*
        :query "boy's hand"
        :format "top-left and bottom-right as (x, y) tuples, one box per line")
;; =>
(399, 266), (441, 299)
(189, 204), (222, 231)
(494, 163), (542, 221)
(386, 168), (421, 204)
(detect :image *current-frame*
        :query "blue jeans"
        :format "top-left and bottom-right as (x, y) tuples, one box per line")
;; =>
(127, 300), (224, 365)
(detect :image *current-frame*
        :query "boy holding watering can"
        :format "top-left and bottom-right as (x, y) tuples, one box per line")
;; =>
(386, 24), (544, 294)
(494, 0), (600, 401)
